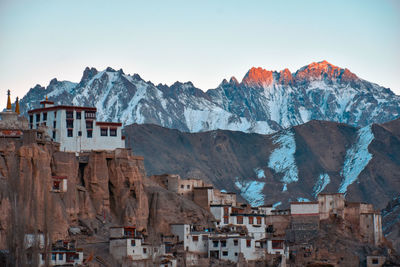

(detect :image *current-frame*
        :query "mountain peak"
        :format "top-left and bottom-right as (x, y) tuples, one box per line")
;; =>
(80, 67), (98, 84)
(295, 60), (358, 83)
(242, 67), (274, 87)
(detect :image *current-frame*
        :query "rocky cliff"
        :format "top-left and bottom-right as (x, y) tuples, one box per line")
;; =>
(0, 138), (214, 265)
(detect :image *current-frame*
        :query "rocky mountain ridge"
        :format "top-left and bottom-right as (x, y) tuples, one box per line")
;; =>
(124, 118), (400, 210)
(17, 61), (400, 134)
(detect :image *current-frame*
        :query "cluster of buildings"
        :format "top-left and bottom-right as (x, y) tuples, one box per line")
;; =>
(109, 174), (385, 266)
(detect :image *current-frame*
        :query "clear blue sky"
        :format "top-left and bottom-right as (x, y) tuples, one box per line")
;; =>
(0, 0), (399, 108)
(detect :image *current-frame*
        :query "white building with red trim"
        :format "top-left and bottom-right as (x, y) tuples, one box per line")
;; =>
(27, 99), (125, 152)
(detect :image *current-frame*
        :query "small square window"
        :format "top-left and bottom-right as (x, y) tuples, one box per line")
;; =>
(222, 251), (228, 256)
(192, 236), (198, 241)
(66, 120), (74, 128)
(235, 252), (238, 256)
(131, 240), (136, 246)
(372, 259), (378, 264)
(87, 130), (92, 138)
(67, 129), (73, 137)
(213, 241), (218, 247)
(78, 131), (82, 136)
(66, 111), (73, 119)
(187, 185), (190, 189)
(110, 128), (117, 136)
(143, 248), (147, 253)
(100, 128), (108, 136)
(221, 240), (226, 247)
(181, 185), (184, 189)
(76, 112), (81, 119)
(234, 239), (238, 246)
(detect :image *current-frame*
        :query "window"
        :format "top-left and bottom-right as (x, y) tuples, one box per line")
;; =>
(53, 181), (60, 191)
(224, 207), (229, 215)
(86, 120), (93, 129)
(202, 235), (208, 241)
(221, 240), (226, 247)
(58, 253), (63, 260)
(213, 241), (218, 247)
(36, 113), (40, 122)
(272, 240), (283, 249)
(76, 111), (81, 119)
(67, 129), (73, 137)
(52, 254), (56, 261)
(41, 253), (45, 260)
(181, 185), (184, 189)
(52, 131), (56, 139)
(187, 185), (190, 189)
(224, 217), (229, 224)
(235, 252), (238, 256)
(249, 216), (254, 224)
(78, 131), (82, 136)
(222, 251), (228, 256)
(29, 115), (33, 123)
(192, 236), (198, 241)
(257, 217), (262, 224)
(54, 111), (57, 118)
(85, 111), (96, 119)
(131, 240), (136, 246)
(372, 259), (378, 264)
(237, 216), (243, 224)
(66, 111), (73, 119)
(87, 130), (92, 138)
(53, 121), (56, 128)
(100, 128), (108, 136)
(246, 239), (251, 247)
(43, 112), (47, 121)
(234, 239), (238, 246)
(66, 120), (74, 128)
(143, 248), (147, 253)
(110, 128), (117, 136)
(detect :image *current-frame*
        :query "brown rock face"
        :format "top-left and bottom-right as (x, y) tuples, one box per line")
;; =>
(0, 142), (149, 256)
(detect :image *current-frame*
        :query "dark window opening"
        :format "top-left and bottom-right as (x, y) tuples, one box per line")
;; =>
(372, 259), (378, 264)
(246, 239), (251, 247)
(143, 248), (147, 253)
(66, 111), (73, 119)
(78, 131), (82, 136)
(221, 240), (226, 247)
(53, 121), (56, 128)
(43, 112), (47, 121)
(53, 181), (60, 191)
(52, 131), (56, 139)
(86, 120), (93, 129)
(76, 111), (81, 119)
(29, 115), (33, 123)
(131, 240), (136, 246)
(67, 129), (73, 137)
(66, 120), (74, 128)
(54, 111), (57, 118)
(100, 128), (108, 136)
(36, 113), (40, 122)
(237, 216), (243, 224)
(222, 251), (228, 256)
(213, 241), (218, 247)
(87, 130), (92, 138)
(234, 239), (238, 246)
(192, 236), (198, 241)
(110, 128), (117, 136)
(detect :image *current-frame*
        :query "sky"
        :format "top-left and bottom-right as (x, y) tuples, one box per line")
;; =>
(0, 0), (399, 108)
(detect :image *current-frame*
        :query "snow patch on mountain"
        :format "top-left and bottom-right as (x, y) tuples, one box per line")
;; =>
(272, 202), (282, 209)
(313, 173), (331, 197)
(297, 198), (310, 202)
(234, 178), (265, 207)
(338, 125), (374, 194)
(268, 130), (298, 189)
(254, 168), (265, 179)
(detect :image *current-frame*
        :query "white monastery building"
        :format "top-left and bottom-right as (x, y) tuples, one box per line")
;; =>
(28, 98), (125, 152)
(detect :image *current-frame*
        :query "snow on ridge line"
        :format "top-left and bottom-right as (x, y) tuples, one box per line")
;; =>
(313, 173), (330, 198)
(254, 168), (265, 179)
(338, 125), (374, 194)
(268, 130), (299, 191)
(234, 178), (265, 207)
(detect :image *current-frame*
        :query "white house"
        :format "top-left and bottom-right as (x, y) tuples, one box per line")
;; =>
(28, 98), (125, 153)
(208, 234), (262, 262)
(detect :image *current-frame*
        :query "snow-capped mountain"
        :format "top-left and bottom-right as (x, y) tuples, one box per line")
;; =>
(18, 61), (400, 134)
(124, 118), (400, 211)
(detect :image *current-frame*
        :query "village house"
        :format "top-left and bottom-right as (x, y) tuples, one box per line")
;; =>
(39, 240), (83, 267)
(27, 97), (125, 153)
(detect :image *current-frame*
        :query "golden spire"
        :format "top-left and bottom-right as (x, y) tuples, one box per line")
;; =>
(15, 97), (20, 115)
(46, 95), (48, 101)
(6, 90), (12, 110)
